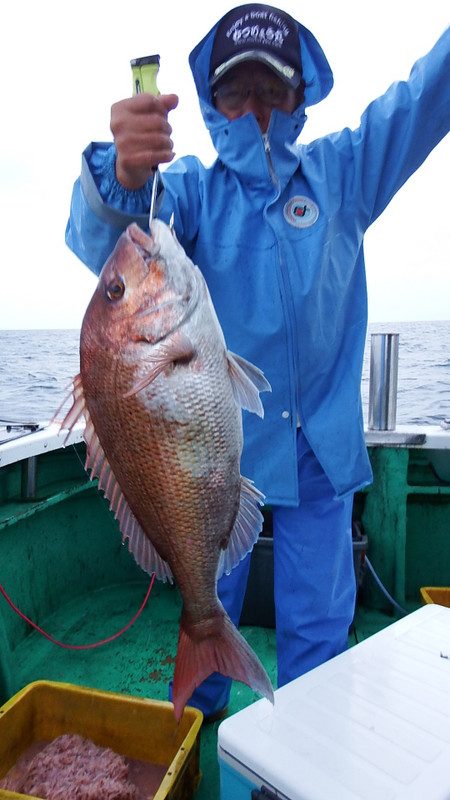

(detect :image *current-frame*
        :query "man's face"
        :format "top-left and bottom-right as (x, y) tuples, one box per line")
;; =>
(212, 61), (300, 134)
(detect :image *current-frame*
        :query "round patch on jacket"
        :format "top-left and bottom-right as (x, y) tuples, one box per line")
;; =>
(283, 196), (319, 228)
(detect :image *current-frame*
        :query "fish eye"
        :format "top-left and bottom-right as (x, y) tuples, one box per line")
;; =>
(106, 277), (125, 302)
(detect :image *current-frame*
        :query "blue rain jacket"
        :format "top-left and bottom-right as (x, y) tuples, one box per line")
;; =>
(66, 20), (450, 506)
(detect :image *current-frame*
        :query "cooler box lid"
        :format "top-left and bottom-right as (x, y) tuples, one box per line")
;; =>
(218, 604), (450, 800)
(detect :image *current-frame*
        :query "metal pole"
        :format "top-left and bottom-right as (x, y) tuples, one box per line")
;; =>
(21, 455), (38, 500)
(368, 333), (399, 431)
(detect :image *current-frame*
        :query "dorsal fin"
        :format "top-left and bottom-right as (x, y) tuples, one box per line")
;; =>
(217, 476), (265, 579)
(57, 374), (173, 583)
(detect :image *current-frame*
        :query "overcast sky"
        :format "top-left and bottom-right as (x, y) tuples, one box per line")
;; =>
(0, 0), (448, 330)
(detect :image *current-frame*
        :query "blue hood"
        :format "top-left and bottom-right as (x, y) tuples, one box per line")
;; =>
(188, 8), (333, 171)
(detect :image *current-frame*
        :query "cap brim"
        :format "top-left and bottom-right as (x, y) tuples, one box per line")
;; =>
(210, 50), (301, 89)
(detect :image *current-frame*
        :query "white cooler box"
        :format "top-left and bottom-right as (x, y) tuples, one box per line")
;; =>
(218, 604), (450, 800)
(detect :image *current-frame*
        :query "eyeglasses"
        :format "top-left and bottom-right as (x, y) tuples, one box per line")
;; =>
(213, 79), (290, 111)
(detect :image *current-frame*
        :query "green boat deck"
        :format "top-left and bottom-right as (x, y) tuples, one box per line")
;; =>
(1, 431), (450, 797)
(0, 576), (402, 798)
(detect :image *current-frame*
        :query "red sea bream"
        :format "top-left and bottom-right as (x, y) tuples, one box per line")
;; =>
(59, 219), (274, 719)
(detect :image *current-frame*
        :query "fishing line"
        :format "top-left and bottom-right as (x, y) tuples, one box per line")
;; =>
(0, 441), (157, 648)
(364, 556), (408, 617)
(0, 573), (155, 650)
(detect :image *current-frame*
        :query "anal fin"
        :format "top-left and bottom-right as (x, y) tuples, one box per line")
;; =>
(217, 476), (265, 579)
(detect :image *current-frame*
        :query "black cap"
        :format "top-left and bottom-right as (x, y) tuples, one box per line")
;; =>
(209, 4), (302, 88)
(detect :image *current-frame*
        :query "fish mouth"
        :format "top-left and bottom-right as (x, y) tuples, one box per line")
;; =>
(127, 222), (201, 340)
(128, 223), (159, 257)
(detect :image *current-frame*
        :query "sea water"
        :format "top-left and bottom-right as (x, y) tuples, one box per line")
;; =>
(0, 321), (449, 426)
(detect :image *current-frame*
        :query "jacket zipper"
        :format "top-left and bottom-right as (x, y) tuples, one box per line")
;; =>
(263, 134), (278, 188)
(262, 135), (301, 434)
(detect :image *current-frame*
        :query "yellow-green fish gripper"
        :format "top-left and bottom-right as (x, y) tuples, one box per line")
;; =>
(130, 54), (160, 96)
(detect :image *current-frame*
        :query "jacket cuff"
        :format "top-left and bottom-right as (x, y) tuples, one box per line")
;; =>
(80, 142), (153, 230)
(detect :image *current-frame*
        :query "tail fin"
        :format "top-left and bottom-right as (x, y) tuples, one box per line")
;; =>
(172, 610), (274, 721)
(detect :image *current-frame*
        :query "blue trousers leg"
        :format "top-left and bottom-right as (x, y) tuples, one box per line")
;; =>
(273, 430), (356, 687)
(169, 552), (252, 716)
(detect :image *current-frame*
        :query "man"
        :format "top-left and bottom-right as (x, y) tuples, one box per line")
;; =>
(66, 4), (450, 718)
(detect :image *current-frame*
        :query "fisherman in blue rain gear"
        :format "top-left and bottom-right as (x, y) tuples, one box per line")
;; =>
(66, 4), (450, 720)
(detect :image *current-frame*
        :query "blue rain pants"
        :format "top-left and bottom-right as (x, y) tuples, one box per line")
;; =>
(171, 429), (356, 716)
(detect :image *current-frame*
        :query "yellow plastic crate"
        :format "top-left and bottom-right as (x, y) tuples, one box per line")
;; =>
(420, 586), (450, 607)
(0, 681), (202, 800)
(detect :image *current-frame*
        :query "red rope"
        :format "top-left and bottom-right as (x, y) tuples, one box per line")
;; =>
(0, 573), (155, 650)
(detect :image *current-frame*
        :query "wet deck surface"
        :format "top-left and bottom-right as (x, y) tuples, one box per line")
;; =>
(9, 580), (398, 799)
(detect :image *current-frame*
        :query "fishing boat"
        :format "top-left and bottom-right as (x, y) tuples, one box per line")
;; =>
(1, 336), (450, 799)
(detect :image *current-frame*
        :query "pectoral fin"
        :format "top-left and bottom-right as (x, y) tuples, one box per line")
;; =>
(124, 332), (196, 398)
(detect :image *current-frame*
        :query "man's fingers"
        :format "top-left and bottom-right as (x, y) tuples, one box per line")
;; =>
(113, 93), (178, 115)
(111, 92), (178, 189)
(159, 93), (179, 112)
